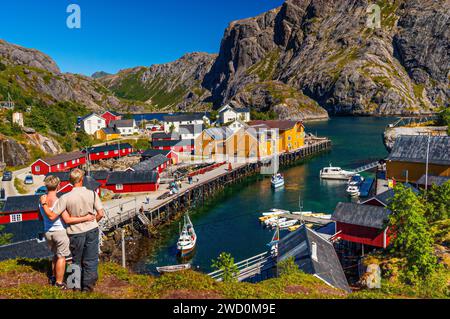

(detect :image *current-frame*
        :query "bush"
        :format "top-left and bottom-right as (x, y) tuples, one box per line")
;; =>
(277, 257), (300, 277)
(0, 61), (6, 72)
(0, 225), (12, 246)
(211, 252), (239, 283)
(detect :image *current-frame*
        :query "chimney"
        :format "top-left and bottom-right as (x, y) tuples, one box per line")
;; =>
(311, 242), (318, 262)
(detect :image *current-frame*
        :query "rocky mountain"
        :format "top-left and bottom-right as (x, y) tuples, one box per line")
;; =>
(0, 39), (126, 112)
(203, 0), (449, 117)
(100, 53), (217, 112)
(91, 71), (111, 79)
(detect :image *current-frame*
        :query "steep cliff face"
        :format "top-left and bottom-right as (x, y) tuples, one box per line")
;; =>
(203, 0), (449, 116)
(0, 40), (123, 112)
(101, 53), (217, 111)
(0, 135), (30, 167)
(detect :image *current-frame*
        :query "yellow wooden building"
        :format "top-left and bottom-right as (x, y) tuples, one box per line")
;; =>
(95, 127), (121, 141)
(386, 135), (450, 183)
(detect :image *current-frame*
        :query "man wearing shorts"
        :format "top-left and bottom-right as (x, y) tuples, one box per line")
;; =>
(40, 175), (96, 289)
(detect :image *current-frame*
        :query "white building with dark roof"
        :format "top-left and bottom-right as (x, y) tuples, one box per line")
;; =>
(218, 104), (251, 124)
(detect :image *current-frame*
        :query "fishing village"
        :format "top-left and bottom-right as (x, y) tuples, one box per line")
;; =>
(1, 106), (449, 296)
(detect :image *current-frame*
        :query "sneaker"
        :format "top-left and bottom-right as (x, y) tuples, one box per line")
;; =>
(48, 276), (56, 286)
(55, 282), (68, 290)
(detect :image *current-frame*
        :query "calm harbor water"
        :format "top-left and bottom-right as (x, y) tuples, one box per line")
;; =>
(134, 116), (395, 274)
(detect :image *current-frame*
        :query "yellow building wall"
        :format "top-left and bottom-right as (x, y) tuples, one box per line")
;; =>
(278, 123), (305, 153)
(386, 161), (450, 183)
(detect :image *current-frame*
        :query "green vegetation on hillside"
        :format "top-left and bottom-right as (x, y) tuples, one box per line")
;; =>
(0, 225), (12, 246)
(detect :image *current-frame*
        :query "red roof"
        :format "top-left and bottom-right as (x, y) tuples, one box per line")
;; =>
(41, 151), (85, 166)
(248, 120), (303, 131)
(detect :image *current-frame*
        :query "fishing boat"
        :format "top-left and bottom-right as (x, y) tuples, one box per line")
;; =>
(271, 173), (285, 189)
(156, 264), (191, 273)
(320, 164), (355, 180)
(346, 185), (360, 197)
(278, 220), (298, 230)
(348, 174), (364, 186)
(288, 225), (301, 232)
(176, 213), (197, 257)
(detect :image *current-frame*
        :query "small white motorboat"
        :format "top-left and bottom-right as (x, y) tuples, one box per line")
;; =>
(320, 164), (355, 180)
(263, 216), (279, 226)
(261, 208), (290, 216)
(348, 174), (364, 186)
(271, 173), (285, 189)
(268, 218), (288, 228)
(278, 220), (298, 230)
(346, 185), (361, 197)
(156, 264), (191, 273)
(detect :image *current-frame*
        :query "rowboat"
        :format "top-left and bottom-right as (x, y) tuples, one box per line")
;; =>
(259, 215), (276, 222)
(268, 218), (288, 228)
(264, 216), (282, 226)
(156, 263), (191, 273)
(261, 208), (290, 216)
(278, 220), (298, 229)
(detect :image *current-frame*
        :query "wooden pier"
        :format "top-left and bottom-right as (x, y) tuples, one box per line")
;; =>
(279, 214), (332, 226)
(100, 138), (332, 234)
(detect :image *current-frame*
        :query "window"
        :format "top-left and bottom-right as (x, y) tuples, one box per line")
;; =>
(116, 184), (124, 191)
(64, 162), (67, 167)
(57, 164), (60, 169)
(288, 136), (292, 141)
(35, 166), (40, 172)
(10, 214), (22, 223)
(72, 160), (76, 164)
(114, 150), (119, 154)
(104, 151), (109, 156)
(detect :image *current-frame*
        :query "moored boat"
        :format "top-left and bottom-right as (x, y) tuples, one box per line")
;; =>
(320, 164), (355, 180)
(271, 173), (285, 189)
(346, 185), (360, 197)
(348, 174), (364, 186)
(278, 219), (298, 230)
(156, 263), (191, 273)
(176, 213), (197, 257)
(288, 225), (301, 232)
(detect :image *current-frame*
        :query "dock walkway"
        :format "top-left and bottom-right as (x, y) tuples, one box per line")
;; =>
(279, 214), (331, 226)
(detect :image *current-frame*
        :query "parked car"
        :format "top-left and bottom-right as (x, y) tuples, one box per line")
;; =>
(24, 175), (34, 185)
(35, 186), (48, 196)
(2, 171), (12, 182)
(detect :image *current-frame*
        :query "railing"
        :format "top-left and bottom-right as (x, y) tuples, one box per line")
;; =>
(352, 161), (380, 174)
(208, 252), (275, 282)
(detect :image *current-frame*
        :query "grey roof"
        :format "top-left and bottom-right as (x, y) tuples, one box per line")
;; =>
(152, 132), (181, 140)
(163, 113), (207, 122)
(88, 170), (110, 181)
(204, 127), (234, 140)
(152, 139), (193, 147)
(416, 175), (450, 187)
(101, 127), (120, 135)
(332, 202), (391, 229)
(0, 239), (52, 262)
(387, 135), (450, 165)
(141, 149), (172, 159)
(109, 119), (135, 128)
(235, 108), (250, 113)
(132, 155), (169, 172)
(2, 195), (40, 213)
(277, 225), (351, 292)
(179, 124), (204, 134)
(106, 171), (159, 185)
(369, 183), (419, 206)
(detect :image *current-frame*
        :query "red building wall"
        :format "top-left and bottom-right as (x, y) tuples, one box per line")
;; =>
(89, 148), (133, 162)
(101, 112), (122, 126)
(336, 222), (391, 248)
(31, 160), (50, 176)
(104, 183), (159, 194)
(0, 212), (40, 225)
(49, 157), (86, 174)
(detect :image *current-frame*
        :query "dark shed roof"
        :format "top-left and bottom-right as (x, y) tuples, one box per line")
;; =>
(416, 175), (450, 187)
(88, 171), (110, 181)
(387, 135), (450, 165)
(46, 172), (71, 182)
(106, 171), (159, 185)
(83, 176), (102, 191)
(369, 183), (419, 206)
(179, 124), (204, 134)
(277, 225), (350, 292)
(2, 195), (40, 213)
(142, 149), (171, 158)
(109, 119), (135, 128)
(87, 143), (132, 154)
(152, 139), (193, 147)
(0, 239), (52, 262)
(152, 132), (181, 140)
(41, 151), (85, 166)
(332, 202), (391, 229)
(47, 171), (110, 182)
(132, 155), (169, 172)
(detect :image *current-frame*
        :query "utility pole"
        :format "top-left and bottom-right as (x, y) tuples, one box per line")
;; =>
(121, 228), (126, 268)
(425, 134), (431, 196)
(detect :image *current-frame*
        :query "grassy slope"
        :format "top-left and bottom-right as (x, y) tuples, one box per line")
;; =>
(1, 258), (444, 299)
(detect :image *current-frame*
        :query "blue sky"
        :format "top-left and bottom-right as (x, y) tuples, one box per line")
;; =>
(1, 0), (284, 75)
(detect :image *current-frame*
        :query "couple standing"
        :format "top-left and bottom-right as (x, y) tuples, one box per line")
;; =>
(40, 168), (105, 292)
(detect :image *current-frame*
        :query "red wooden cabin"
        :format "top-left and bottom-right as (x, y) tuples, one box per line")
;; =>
(31, 151), (86, 176)
(0, 195), (40, 225)
(87, 143), (133, 162)
(104, 171), (160, 194)
(130, 154), (170, 174)
(101, 111), (122, 126)
(141, 149), (179, 165)
(152, 139), (194, 153)
(331, 202), (392, 249)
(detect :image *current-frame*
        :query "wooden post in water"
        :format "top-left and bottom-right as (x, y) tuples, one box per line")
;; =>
(121, 229), (126, 268)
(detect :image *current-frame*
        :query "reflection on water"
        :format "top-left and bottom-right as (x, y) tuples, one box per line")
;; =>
(134, 117), (395, 274)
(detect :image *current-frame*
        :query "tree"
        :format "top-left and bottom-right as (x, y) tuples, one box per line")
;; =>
(211, 252), (239, 283)
(388, 184), (437, 284)
(424, 181), (450, 223)
(0, 225), (12, 246)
